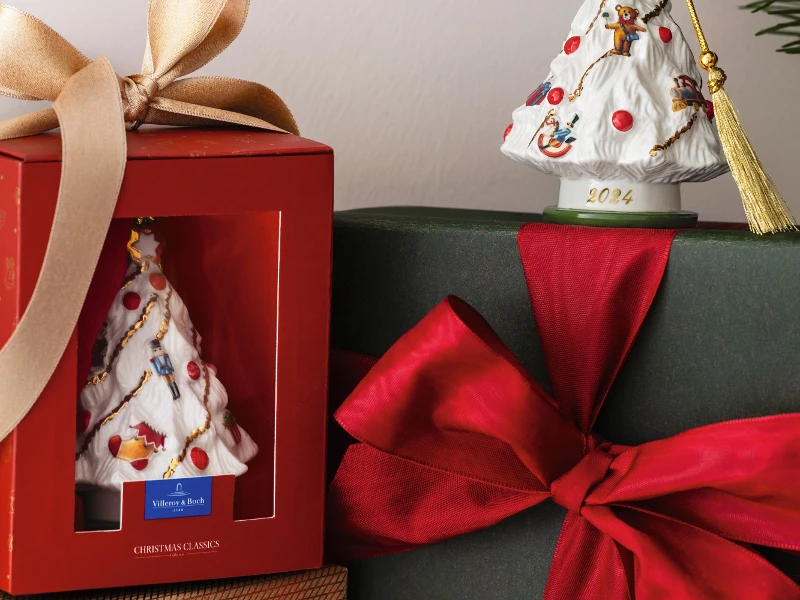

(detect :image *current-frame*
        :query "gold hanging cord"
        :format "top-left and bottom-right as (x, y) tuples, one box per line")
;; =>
(684, 0), (796, 234)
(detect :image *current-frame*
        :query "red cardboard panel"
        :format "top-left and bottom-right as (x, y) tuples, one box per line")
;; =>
(0, 129), (332, 595)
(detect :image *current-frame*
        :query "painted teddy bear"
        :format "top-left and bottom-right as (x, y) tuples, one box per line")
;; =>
(606, 5), (647, 56)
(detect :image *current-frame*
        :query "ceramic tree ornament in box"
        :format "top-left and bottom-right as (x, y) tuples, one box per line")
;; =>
(502, 0), (730, 228)
(76, 219), (258, 524)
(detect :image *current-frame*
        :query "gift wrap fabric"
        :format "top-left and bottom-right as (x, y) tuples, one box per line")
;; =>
(326, 207), (800, 600)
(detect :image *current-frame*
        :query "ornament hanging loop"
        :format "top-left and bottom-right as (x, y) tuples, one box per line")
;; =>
(685, 0), (710, 53)
(685, 3), (724, 88)
(683, 0), (796, 234)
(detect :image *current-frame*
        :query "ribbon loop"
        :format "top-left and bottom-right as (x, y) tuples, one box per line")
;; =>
(550, 444), (614, 514)
(0, 4), (90, 102)
(144, 0), (248, 86)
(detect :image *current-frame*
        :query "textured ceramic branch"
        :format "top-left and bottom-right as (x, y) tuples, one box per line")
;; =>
(502, 0), (729, 213)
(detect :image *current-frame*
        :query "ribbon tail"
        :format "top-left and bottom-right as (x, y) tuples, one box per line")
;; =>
(590, 415), (800, 552)
(543, 511), (632, 600)
(326, 443), (549, 563)
(150, 77), (298, 135)
(0, 57), (126, 440)
(641, 489), (800, 554)
(0, 109), (60, 140)
(583, 506), (800, 599)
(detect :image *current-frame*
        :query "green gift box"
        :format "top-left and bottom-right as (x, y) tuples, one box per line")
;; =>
(330, 207), (800, 600)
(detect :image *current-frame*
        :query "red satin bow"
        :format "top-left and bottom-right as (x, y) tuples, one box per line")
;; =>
(327, 223), (800, 599)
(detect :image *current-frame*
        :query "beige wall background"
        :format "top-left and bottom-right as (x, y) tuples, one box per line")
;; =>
(1, 1), (797, 221)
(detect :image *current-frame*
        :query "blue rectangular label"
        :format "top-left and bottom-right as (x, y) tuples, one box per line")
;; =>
(145, 477), (213, 520)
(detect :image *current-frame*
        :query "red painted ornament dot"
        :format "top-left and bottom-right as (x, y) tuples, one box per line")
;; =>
(191, 447), (209, 470)
(78, 410), (91, 434)
(187, 361), (201, 381)
(149, 273), (167, 291)
(706, 101), (715, 121)
(659, 27), (673, 43)
(547, 88), (565, 105)
(612, 110), (634, 132)
(564, 36), (581, 55)
(122, 292), (141, 311)
(206, 363), (218, 376)
(504, 124), (513, 141)
(131, 459), (149, 471)
(108, 435), (122, 458)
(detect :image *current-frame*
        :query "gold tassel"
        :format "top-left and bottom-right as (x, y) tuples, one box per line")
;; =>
(685, 0), (797, 235)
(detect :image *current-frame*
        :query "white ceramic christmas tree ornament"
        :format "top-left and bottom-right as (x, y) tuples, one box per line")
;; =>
(502, 0), (729, 227)
(76, 219), (258, 523)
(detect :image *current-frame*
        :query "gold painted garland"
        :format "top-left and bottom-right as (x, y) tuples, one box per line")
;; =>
(120, 261), (149, 291)
(643, 0), (670, 24)
(84, 294), (157, 388)
(650, 113), (698, 156)
(76, 370), (151, 459)
(569, 51), (613, 102)
(163, 362), (212, 479)
(155, 288), (172, 341)
(586, 0), (608, 34)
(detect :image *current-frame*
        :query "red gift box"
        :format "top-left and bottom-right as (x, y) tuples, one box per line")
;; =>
(0, 128), (333, 595)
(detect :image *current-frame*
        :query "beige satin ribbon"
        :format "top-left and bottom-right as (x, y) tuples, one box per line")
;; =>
(0, 1), (299, 441)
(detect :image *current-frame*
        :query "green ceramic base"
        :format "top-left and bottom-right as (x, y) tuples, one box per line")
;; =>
(543, 207), (698, 229)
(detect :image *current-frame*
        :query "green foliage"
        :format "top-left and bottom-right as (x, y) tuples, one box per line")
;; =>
(742, 0), (800, 53)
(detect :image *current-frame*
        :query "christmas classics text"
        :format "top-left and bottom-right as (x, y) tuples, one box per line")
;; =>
(134, 540), (220, 556)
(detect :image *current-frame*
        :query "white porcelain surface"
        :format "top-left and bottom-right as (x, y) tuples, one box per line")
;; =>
(76, 233), (258, 492)
(502, 0), (729, 187)
(559, 178), (681, 212)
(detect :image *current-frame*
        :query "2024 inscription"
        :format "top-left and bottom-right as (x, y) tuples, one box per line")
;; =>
(587, 188), (634, 205)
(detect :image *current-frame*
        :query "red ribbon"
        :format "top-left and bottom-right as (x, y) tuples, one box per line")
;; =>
(326, 223), (800, 599)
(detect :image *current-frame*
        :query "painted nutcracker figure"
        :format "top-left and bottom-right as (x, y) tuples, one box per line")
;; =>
(149, 339), (180, 400)
(502, 0), (732, 227)
(75, 219), (258, 524)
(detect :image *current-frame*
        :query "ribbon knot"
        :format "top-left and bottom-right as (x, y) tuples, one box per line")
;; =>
(122, 74), (159, 128)
(550, 444), (614, 514)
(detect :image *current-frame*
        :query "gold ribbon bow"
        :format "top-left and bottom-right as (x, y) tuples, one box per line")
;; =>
(0, 1), (299, 441)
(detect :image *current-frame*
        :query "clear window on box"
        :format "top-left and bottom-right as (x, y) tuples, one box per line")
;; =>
(74, 214), (279, 531)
